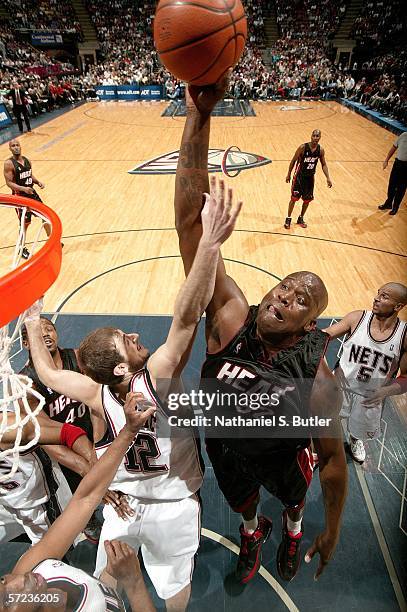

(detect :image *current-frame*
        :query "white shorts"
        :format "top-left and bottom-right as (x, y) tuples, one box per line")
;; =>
(95, 494), (201, 600)
(0, 464), (72, 544)
(340, 391), (383, 441)
(0, 505), (25, 541)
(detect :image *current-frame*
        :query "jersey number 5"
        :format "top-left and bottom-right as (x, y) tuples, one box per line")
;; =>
(125, 432), (168, 473)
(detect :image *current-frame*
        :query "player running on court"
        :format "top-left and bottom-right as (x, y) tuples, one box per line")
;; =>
(284, 129), (332, 229)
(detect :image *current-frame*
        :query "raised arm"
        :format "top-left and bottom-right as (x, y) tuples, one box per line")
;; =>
(175, 74), (249, 352)
(306, 360), (347, 580)
(13, 393), (155, 573)
(149, 176), (242, 380)
(319, 148), (332, 188)
(24, 310), (101, 409)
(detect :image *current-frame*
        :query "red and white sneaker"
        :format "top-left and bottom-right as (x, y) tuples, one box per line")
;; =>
(235, 515), (272, 583)
(277, 510), (303, 581)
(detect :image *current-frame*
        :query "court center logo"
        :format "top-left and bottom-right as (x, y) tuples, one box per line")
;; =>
(129, 147), (271, 177)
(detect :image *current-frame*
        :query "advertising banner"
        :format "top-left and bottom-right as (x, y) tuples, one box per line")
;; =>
(116, 85), (140, 100)
(95, 85), (163, 101)
(31, 32), (64, 45)
(0, 104), (12, 129)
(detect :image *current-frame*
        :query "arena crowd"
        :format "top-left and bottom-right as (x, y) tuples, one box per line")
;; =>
(0, 0), (405, 126)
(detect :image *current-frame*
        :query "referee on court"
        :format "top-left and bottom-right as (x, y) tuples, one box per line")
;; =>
(378, 131), (407, 215)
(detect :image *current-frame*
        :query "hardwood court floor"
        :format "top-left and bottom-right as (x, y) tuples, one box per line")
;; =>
(0, 100), (406, 318)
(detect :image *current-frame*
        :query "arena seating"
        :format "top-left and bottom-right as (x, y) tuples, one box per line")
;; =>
(2, 0), (83, 40)
(0, 0), (405, 125)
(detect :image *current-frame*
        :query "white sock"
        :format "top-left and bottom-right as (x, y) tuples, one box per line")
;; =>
(286, 515), (302, 536)
(243, 515), (258, 534)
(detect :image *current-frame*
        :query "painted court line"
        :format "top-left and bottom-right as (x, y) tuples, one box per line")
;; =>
(354, 463), (407, 611)
(36, 121), (86, 151)
(201, 527), (300, 612)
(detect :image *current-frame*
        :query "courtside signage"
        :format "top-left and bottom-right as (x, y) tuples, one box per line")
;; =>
(129, 148), (272, 176)
(0, 104), (12, 128)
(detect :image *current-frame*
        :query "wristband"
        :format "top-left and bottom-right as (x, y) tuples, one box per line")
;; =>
(396, 375), (407, 394)
(60, 423), (86, 448)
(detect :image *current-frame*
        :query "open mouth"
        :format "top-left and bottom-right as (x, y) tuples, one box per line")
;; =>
(267, 305), (284, 321)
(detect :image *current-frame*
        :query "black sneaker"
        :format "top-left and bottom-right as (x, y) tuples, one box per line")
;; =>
(236, 515), (272, 584)
(389, 210), (397, 215)
(83, 512), (103, 544)
(22, 247), (30, 259)
(378, 203), (391, 210)
(277, 510), (303, 581)
(284, 217), (291, 229)
(296, 216), (307, 228)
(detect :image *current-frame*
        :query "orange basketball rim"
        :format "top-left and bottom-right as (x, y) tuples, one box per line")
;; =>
(0, 194), (62, 327)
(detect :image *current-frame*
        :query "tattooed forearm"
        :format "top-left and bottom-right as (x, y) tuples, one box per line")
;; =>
(179, 176), (206, 210)
(180, 142), (208, 170)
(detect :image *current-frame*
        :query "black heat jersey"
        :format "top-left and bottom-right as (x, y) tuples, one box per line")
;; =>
(296, 143), (321, 177)
(11, 156), (34, 191)
(201, 306), (329, 458)
(10, 156), (42, 222)
(20, 349), (93, 492)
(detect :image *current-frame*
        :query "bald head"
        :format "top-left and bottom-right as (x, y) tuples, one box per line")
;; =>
(373, 282), (407, 318)
(8, 139), (21, 156)
(289, 271), (328, 316)
(380, 283), (407, 305)
(312, 129), (321, 137)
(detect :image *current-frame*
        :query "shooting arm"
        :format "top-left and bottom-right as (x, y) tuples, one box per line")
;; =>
(150, 178), (242, 378)
(175, 82), (248, 351)
(24, 318), (100, 407)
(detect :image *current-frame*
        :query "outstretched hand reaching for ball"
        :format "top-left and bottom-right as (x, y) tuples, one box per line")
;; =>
(187, 68), (232, 115)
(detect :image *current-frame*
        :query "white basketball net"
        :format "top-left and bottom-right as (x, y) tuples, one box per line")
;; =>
(0, 205), (51, 483)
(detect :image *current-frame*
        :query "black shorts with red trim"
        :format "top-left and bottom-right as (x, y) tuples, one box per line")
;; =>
(206, 438), (313, 513)
(291, 173), (315, 202)
(14, 190), (43, 223)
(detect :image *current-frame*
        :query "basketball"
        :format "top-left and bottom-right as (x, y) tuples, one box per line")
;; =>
(153, 0), (247, 86)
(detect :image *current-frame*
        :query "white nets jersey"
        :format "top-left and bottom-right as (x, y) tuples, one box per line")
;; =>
(338, 311), (406, 440)
(33, 559), (125, 611)
(0, 446), (63, 511)
(95, 368), (203, 500)
(339, 311), (406, 394)
(0, 446), (72, 543)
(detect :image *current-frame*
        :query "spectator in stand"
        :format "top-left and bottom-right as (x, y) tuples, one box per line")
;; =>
(5, 79), (31, 133)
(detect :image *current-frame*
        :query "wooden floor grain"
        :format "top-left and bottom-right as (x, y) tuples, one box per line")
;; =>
(0, 100), (405, 318)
